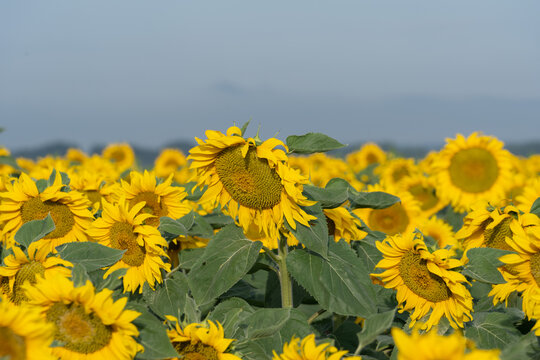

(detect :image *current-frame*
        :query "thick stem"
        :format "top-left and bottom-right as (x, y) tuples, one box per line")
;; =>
(277, 236), (293, 308)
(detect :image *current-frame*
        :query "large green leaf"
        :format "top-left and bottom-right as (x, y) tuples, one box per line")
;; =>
(287, 240), (377, 317)
(187, 224), (263, 305)
(56, 242), (125, 272)
(14, 214), (55, 249)
(465, 311), (522, 350)
(207, 297), (255, 338)
(500, 332), (540, 360)
(356, 309), (396, 350)
(286, 133), (346, 154)
(349, 189), (400, 210)
(129, 303), (178, 359)
(235, 308), (313, 360)
(303, 178), (350, 209)
(462, 248), (515, 284)
(145, 272), (190, 321)
(354, 229), (386, 273)
(286, 203), (328, 257)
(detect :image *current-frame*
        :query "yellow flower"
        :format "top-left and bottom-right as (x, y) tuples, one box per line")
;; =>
(399, 174), (448, 217)
(118, 170), (191, 228)
(353, 184), (422, 236)
(0, 242), (72, 304)
(23, 272), (143, 360)
(67, 168), (118, 213)
(346, 142), (387, 173)
(102, 143), (136, 171)
(166, 318), (241, 360)
(417, 216), (459, 251)
(391, 327), (500, 360)
(515, 177), (540, 213)
(154, 148), (187, 178)
(431, 132), (513, 213)
(188, 126), (316, 246)
(324, 206), (367, 243)
(371, 232), (473, 330)
(87, 198), (171, 293)
(376, 158), (420, 189)
(272, 333), (361, 360)
(0, 296), (56, 360)
(0, 172), (94, 252)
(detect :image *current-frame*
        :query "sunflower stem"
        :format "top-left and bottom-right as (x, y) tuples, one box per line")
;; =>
(262, 246), (280, 265)
(277, 236), (293, 309)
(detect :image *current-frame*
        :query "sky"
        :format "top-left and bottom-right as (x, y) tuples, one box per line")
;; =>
(1, 1), (540, 153)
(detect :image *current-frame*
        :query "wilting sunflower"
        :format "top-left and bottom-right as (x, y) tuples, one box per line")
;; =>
(353, 184), (422, 236)
(431, 132), (513, 212)
(166, 317), (241, 360)
(117, 170), (191, 228)
(346, 142), (387, 173)
(0, 242), (72, 304)
(391, 327), (500, 360)
(188, 126), (316, 243)
(87, 198), (171, 293)
(0, 296), (56, 360)
(489, 227), (540, 319)
(272, 333), (362, 360)
(0, 172), (94, 252)
(371, 232), (473, 330)
(323, 206), (367, 243)
(154, 148), (187, 178)
(102, 143), (136, 172)
(23, 272), (143, 360)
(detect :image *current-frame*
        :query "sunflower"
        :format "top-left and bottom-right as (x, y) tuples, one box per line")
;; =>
(272, 333), (362, 360)
(188, 126), (316, 244)
(346, 142), (387, 173)
(154, 148), (187, 178)
(0, 172), (94, 252)
(417, 216), (459, 251)
(431, 132), (513, 213)
(0, 242), (72, 304)
(291, 153), (354, 188)
(67, 168), (118, 213)
(371, 232), (473, 330)
(166, 317), (242, 360)
(515, 178), (540, 213)
(352, 184), (422, 236)
(27, 156), (71, 180)
(87, 198), (171, 293)
(376, 158), (420, 189)
(116, 170), (191, 228)
(0, 147), (18, 176)
(102, 143), (136, 171)
(399, 174), (448, 217)
(65, 148), (89, 164)
(391, 327), (500, 360)
(23, 272), (143, 359)
(0, 296), (56, 360)
(323, 206), (367, 243)
(489, 226), (540, 319)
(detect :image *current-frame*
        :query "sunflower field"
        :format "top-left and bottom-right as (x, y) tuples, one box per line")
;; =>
(1, 124), (540, 360)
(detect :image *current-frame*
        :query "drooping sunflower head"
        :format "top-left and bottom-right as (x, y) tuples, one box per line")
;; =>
(102, 143), (136, 171)
(87, 197), (171, 293)
(272, 333), (362, 360)
(23, 272), (143, 359)
(371, 231), (473, 330)
(353, 184), (423, 236)
(391, 327), (500, 360)
(166, 317), (242, 360)
(188, 126), (315, 244)
(0, 242), (72, 304)
(0, 295), (56, 360)
(432, 132), (513, 213)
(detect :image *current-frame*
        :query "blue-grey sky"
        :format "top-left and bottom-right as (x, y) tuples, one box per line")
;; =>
(1, 1), (540, 152)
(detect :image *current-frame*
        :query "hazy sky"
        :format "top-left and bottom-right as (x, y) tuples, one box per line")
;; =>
(1, 1), (539, 152)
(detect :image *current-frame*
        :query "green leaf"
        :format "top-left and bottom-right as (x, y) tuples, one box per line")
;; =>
(464, 311), (522, 350)
(286, 203), (328, 257)
(71, 263), (91, 287)
(303, 178), (350, 209)
(287, 240), (377, 318)
(530, 197), (540, 218)
(356, 309), (396, 349)
(240, 119), (251, 136)
(207, 297), (255, 338)
(178, 248), (206, 270)
(14, 214), (55, 249)
(354, 229), (385, 273)
(159, 217), (188, 238)
(183, 181), (205, 202)
(0, 155), (20, 170)
(500, 332), (540, 360)
(203, 212), (234, 229)
(130, 303), (178, 359)
(286, 133), (346, 154)
(35, 179), (48, 193)
(187, 224), (263, 305)
(146, 272), (190, 321)
(190, 213), (214, 238)
(92, 268), (127, 292)
(349, 190), (400, 210)
(235, 308), (313, 360)
(56, 242), (125, 272)
(462, 248), (515, 284)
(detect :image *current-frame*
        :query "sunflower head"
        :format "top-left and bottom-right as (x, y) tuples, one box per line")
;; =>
(102, 143), (136, 171)
(272, 333), (361, 360)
